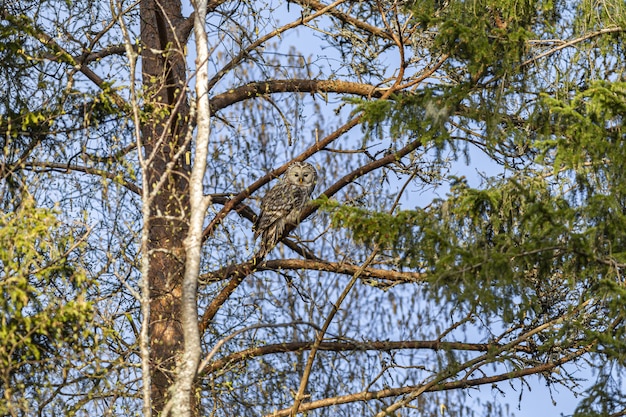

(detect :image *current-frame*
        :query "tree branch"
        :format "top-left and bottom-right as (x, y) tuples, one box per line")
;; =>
(175, 0), (230, 43)
(23, 161), (141, 195)
(200, 258), (423, 284)
(75, 44), (129, 64)
(199, 259), (258, 331)
(265, 343), (594, 417)
(1, 10), (127, 108)
(200, 338), (535, 376)
(207, 0), (349, 91)
(209, 194), (257, 222)
(523, 27), (625, 67)
(210, 79), (384, 112)
(288, 0), (391, 40)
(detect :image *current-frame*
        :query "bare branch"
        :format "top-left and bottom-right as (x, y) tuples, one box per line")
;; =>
(523, 27), (625, 67)
(200, 258), (423, 284)
(210, 79), (384, 112)
(200, 338), (535, 376)
(76, 44), (129, 64)
(289, 0), (391, 40)
(265, 343), (594, 417)
(23, 161), (142, 195)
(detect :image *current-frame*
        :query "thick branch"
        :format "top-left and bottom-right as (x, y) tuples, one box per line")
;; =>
(200, 339), (534, 376)
(174, 0), (228, 42)
(76, 44), (129, 64)
(200, 258), (423, 284)
(210, 79), (384, 112)
(209, 194), (257, 222)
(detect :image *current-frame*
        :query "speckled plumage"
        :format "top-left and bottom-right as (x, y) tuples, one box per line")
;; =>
(254, 161), (317, 256)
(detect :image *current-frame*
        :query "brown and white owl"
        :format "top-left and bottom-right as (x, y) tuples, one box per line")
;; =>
(253, 161), (317, 256)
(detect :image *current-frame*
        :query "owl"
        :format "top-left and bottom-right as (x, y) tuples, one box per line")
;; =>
(253, 161), (318, 256)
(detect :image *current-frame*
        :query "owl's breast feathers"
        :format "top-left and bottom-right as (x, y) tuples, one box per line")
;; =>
(253, 183), (311, 239)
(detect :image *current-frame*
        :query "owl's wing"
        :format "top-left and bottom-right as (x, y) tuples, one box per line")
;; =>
(254, 182), (294, 237)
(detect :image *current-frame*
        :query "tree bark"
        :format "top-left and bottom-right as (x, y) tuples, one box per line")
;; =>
(162, 0), (210, 415)
(139, 0), (191, 413)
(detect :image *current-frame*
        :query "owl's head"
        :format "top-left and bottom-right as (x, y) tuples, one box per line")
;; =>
(285, 161), (317, 187)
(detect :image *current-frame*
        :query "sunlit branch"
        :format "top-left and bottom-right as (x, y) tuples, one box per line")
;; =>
(76, 44), (130, 64)
(210, 79), (383, 112)
(200, 338), (535, 376)
(197, 321), (323, 375)
(200, 259), (423, 284)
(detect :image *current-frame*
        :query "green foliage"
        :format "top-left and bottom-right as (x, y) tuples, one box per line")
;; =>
(573, 367), (626, 417)
(0, 13), (38, 72)
(0, 108), (54, 140)
(539, 81), (626, 178)
(412, 0), (548, 81)
(314, 2), (626, 413)
(332, 167), (626, 317)
(352, 89), (456, 135)
(0, 198), (95, 415)
(323, 197), (423, 252)
(353, 0), (578, 162)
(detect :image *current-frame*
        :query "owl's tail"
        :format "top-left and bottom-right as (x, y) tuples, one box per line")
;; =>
(256, 220), (285, 258)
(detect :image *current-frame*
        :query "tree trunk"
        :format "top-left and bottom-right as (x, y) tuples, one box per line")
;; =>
(139, 0), (191, 413)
